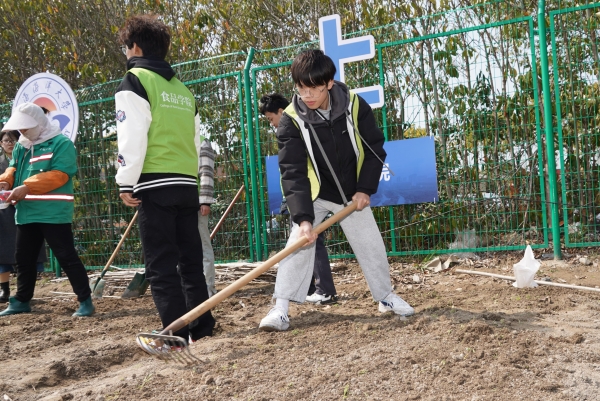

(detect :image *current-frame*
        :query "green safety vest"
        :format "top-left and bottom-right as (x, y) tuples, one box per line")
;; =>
(129, 68), (198, 177)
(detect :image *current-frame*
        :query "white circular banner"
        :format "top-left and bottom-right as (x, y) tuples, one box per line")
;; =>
(13, 73), (79, 143)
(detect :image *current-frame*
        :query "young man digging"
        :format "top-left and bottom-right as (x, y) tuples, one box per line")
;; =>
(260, 93), (338, 305)
(259, 50), (414, 332)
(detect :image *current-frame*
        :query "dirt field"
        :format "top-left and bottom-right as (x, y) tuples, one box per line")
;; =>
(1, 250), (600, 401)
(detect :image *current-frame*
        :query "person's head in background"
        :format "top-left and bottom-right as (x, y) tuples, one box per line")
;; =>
(0, 131), (19, 159)
(259, 93), (290, 129)
(118, 14), (170, 61)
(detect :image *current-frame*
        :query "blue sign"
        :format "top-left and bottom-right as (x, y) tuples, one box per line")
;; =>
(319, 14), (384, 108)
(370, 137), (439, 206)
(266, 156), (284, 214)
(266, 137), (439, 214)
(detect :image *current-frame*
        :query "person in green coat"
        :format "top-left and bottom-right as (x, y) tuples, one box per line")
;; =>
(0, 102), (94, 317)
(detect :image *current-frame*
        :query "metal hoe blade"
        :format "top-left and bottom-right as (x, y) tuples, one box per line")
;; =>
(91, 278), (106, 299)
(121, 272), (149, 298)
(136, 332), (202, 366)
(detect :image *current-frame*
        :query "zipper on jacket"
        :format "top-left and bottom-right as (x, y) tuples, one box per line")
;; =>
(326, 119), (347, 196)
(16, 147), (31, 187)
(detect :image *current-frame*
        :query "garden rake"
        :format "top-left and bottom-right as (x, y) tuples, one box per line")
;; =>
(135, 202), (358, 365)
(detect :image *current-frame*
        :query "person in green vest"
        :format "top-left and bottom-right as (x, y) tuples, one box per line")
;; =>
(259, 50), (414, 332)
(115, 14), (215, 350)
(0, 102), (94, 317)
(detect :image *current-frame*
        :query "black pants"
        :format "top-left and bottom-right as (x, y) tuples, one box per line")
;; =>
(137, 186), (215, 341)
(15, 223), (90, 303)
(308, 232), (337, 296)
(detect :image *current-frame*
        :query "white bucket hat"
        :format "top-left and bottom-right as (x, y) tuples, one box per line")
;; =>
(2, 102), (45, 132)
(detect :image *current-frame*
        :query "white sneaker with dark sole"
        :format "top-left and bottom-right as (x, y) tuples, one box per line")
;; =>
(259, 306), (290, 332)
(379, 293), (415, 316)
(305, 293), (338, 304)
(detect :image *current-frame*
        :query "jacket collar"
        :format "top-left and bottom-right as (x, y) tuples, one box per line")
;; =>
(126, 56), (176, 81)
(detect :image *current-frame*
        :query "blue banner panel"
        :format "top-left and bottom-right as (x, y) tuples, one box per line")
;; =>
(370, 137), (439, 206)
(266, 136), (439, 214)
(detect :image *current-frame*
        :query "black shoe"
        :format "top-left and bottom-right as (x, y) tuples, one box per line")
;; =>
(0, 282), (9, 303)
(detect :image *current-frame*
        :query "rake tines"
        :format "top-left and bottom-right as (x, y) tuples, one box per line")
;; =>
(136, 332), (202, 366)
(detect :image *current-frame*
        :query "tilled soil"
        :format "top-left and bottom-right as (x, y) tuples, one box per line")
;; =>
(1, 253), (600, 401)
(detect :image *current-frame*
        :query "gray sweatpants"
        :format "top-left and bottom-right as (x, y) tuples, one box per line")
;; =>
(273, 198), (393, 303)
(198, 213), (216, 294)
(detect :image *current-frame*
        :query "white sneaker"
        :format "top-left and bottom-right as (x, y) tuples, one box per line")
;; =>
(379, 293), (415, 316)
(259, 306), (290, 332)
(305, 293), (338, 304)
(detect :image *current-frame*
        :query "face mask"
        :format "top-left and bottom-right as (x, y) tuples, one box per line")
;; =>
(18, 126), (42, 142)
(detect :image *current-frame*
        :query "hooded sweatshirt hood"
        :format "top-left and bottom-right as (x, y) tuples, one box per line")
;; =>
(291, 80), (350, 125)
(3, 102), (62, 149)
(126, 56), (176, 81)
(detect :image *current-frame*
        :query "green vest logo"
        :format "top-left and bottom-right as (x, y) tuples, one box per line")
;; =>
(160, 91), (193, 109)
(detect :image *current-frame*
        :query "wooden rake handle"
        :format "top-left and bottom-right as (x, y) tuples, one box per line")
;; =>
(162, 202), (358, 334)
(99, 210), (139, 279)
(210, 185), (245, 240)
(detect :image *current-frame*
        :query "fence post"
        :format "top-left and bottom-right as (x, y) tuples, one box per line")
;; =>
(237, 73), (255, 263)
(538, 0), (562, 260)
(243, 48), (262, 261)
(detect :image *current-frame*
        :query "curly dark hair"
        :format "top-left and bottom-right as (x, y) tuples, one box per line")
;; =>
(118, 14), (171, 60)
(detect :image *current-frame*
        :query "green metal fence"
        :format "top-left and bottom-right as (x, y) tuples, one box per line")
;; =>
(1, 0), (598, 267)
(183, 52), (255, 263)
(551, 3), (600, 248)
(1, 52), (255, 269)
(251, 5), (550, 260)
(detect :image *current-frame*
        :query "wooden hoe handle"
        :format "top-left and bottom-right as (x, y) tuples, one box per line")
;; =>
(99, 210), (139, 278)
(210, 185), (245, 240)
(162, 202), (358, 334)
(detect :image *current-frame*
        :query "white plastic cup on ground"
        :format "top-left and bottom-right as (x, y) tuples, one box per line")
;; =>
(513, 245), (540, 288)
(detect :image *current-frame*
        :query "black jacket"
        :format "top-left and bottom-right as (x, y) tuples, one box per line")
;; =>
(276, 81), (386, 225)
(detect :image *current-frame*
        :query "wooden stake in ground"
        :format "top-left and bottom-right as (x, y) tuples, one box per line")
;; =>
(455, 269), (600, 293)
